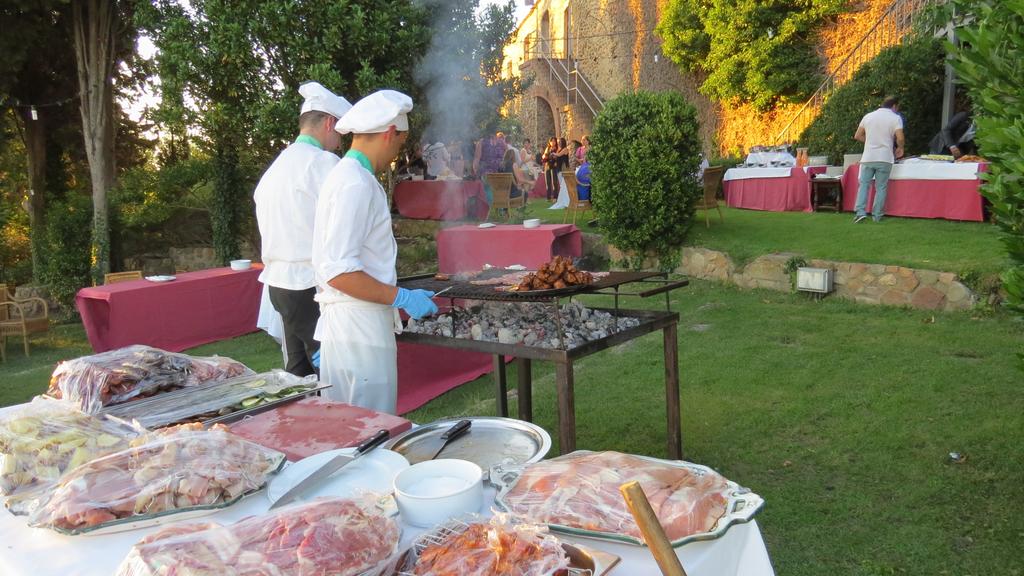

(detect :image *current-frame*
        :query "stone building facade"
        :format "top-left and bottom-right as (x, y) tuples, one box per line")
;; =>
(502, 0), (717, 152)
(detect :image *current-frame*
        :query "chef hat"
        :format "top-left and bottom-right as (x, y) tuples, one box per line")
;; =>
(298, 81), (352, 119)
(335, 89), (413, 135)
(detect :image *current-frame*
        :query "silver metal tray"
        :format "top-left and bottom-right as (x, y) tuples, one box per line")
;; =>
(384, 417), (550, 479)
(491, 450), (765, 548)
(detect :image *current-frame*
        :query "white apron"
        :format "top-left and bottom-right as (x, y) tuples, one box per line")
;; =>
(314, 291), (402, 414)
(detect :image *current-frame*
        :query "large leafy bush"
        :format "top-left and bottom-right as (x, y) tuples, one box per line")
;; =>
(657, 0), (844, 110)
(41, 195), (93, 313)
(953, 1), (1024, 342)
(799, 37), (945, 164)
(589, 91), (702, 269)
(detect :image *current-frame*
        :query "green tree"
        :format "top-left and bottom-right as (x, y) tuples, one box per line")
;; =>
(588, 91), (703, 269)
(952, 0), (1024, 362)
(657, 0), (844, 110)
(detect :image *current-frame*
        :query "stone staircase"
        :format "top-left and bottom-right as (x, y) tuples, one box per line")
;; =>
(775, 0), (934, 144)
(522, 34), (604, 137)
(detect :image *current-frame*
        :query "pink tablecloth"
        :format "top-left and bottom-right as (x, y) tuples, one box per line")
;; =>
(723, 166), (825, 212)
(840, 164), (984, 221)
(394, 180), (488, 221)
(76, 266), (263, 353)
(530, 176), (547, 198)
(436, 224), (583, 274)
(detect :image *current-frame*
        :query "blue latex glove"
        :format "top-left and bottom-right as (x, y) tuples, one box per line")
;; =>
(392, 287), (438, 319)
(310, 350), (321, 368)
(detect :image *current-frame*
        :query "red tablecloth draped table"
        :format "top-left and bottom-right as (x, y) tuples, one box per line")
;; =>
(840, 162), (986, 222)
(723, 166), (826, 212)
(530, 176), (547, 198)
(436, 224), (583, 274)
(393, 179), (488, 220)
(76, 266), (263, 353)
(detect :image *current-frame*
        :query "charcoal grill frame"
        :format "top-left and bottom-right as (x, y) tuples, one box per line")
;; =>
(396, 289), (686, 459)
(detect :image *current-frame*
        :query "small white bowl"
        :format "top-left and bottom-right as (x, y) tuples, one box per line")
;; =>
(229, 259), (251, 270)
(523, 218), (541, 229)
(393, 459), (483, 527)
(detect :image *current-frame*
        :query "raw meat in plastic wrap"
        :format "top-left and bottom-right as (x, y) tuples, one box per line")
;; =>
(47, 345), (252, 412)
(117, 496), (401, 576)
(25, 426), (284, 533)
(402, 515), (570, 576)
(501, 451), (732, 542)
(0, 398), (145, 498)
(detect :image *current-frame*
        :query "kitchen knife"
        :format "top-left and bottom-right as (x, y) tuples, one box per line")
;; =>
(428, 419), (472, 460)
(268, 429), (390, 510)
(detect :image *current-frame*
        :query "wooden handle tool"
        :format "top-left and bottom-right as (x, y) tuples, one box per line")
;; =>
(620, 481), (689, 576)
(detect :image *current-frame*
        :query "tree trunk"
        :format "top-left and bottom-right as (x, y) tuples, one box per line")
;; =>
(72, 0), (118, 283)
(21, 108), (48, 282)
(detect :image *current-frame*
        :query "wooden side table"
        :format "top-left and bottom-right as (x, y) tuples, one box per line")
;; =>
(811, 178), (843, 212)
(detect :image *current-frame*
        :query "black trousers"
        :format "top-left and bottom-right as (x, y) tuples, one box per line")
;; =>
(545, 167), (558, 199)
(268, 286), (320, 377)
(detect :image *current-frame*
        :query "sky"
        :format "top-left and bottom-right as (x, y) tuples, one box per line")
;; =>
(480, 0), (532, 23)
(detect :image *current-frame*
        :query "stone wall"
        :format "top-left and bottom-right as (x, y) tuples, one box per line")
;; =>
(669, 247), (977, 311)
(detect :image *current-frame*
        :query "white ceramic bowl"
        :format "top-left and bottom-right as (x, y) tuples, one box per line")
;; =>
(393, 459), (483, 527)
(523, 218), (541, 229)
(229, 259), (251, 271)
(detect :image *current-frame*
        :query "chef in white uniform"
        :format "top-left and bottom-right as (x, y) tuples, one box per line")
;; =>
(311, 90), (438, 413)
(255, 82), (352, 377)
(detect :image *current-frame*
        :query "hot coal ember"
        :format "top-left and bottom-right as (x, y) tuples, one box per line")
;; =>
(405, 301), (640, 349)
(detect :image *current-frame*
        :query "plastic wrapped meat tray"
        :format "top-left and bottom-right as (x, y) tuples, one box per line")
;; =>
(493, 450), (764, 547)
(0, 398), (145, 499)
(47, 345), (252, 412)
(116, 496), (401, 576)
(24, 425), (285, 534)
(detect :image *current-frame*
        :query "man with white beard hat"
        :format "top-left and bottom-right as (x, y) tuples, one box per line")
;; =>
(312, 89), (438, 414)
(255, 81), (352, 377)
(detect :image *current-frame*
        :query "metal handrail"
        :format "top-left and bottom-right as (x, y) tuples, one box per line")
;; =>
(526, 35), (603, 118)
(775, 0), (932, 144)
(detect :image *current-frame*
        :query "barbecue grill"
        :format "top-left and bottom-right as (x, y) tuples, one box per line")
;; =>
(396, 270), (689, 459)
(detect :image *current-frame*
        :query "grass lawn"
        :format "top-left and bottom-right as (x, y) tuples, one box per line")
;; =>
(3, 280), (1022, 575)
(521, 200), (1008, 277)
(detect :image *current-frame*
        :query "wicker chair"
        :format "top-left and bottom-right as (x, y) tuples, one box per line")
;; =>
(485, 173), (525, 222)
(104, 270), (143, 285)
(561, 170), (592, 225)
(695, 166), (726, 227)
(0, 286), (50, 361)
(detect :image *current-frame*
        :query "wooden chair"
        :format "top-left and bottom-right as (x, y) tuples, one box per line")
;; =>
(0, 287), (50, 361)
(485, 173), (525, 222)
(695, 166), (725, 227)
(561, 170), (592, 225)
(104, 270), (143, 285)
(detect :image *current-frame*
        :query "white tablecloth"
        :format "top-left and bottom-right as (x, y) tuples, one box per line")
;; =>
(0, 484), (774, 575)
(862, 161), (981, 181)
(724, 167), (793, 181)
(745, 151), (795, 166)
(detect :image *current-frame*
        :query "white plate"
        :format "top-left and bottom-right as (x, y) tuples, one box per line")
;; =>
(267, 448), (409, 505)
(477, 222), (496, 229)
(145, 275), (176, 282)
(505, 264), (526, 271)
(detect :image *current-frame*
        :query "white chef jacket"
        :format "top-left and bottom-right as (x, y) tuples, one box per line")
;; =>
(858, 108), (903, 164)
(254, 139), (339, 290)
(312, 154), (401, 413)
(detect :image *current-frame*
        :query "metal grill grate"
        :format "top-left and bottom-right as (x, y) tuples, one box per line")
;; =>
(398, 271), (661, 302)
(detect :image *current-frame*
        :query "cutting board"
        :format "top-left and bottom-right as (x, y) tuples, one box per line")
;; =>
(229, 397), (412, 462)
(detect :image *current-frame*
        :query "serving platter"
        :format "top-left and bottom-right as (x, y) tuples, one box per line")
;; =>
(144, 275), (176, 282)
(491, 451), (765, 548)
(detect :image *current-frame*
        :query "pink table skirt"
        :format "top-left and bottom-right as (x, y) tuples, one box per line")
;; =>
(396, 342), (496, 414)
(723, 167), (823, 212)
(530, 176), (548, 198)
(394, 180), (488, 221)
(76, 266), (263, 353)
(437, 224), (583, 274)
(840, 164), (984, 222)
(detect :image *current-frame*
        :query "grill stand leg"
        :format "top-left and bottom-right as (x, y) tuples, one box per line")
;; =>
(494, 354), (508, 417)
(516, 358), (533, 422)
(555, 360), (576, 454)
(664, 323), (682, 459)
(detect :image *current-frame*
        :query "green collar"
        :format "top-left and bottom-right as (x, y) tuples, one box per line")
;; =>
(294, 134), (323, 149)
(345, 149), (373, 173)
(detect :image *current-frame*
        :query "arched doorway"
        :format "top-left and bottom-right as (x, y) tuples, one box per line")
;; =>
(540, 11), (551, 55)
(533, 94), (557, 145)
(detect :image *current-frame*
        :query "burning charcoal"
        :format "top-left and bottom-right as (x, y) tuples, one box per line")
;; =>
(497, 328), (518, 344)
(470, 324), (483, 340)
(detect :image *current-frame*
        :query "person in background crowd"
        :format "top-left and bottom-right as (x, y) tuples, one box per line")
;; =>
(575, 158), (591, 202)
(853, 95), (904, 223)
(423, 138), (450, 179)
(520, 138), (534, 168)
(929, 109), (976, 158)
(697, 152), (710, 182)
(448, 140), (466, 177)
(501, 148), (528, 199)
(312, 89), (438, 414)
(568, 140), (583, 170)
(556, 137), (570, 174)
(576, 135), (589, 164)
(254, 81), (351, 377)
(473, 130), (507, 205)
(542, 137), (559, 201)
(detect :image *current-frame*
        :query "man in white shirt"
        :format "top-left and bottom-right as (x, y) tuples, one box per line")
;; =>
(254, 82), (351, 377)
(853, 96), (905, 223)
(312, 90), (438, 414)
(422, 139), (450, 178)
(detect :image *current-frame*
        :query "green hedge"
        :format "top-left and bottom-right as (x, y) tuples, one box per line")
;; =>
(41, 195), (93, 313)
(799, 37), (946, 165)
(588, 91), (703, 269)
